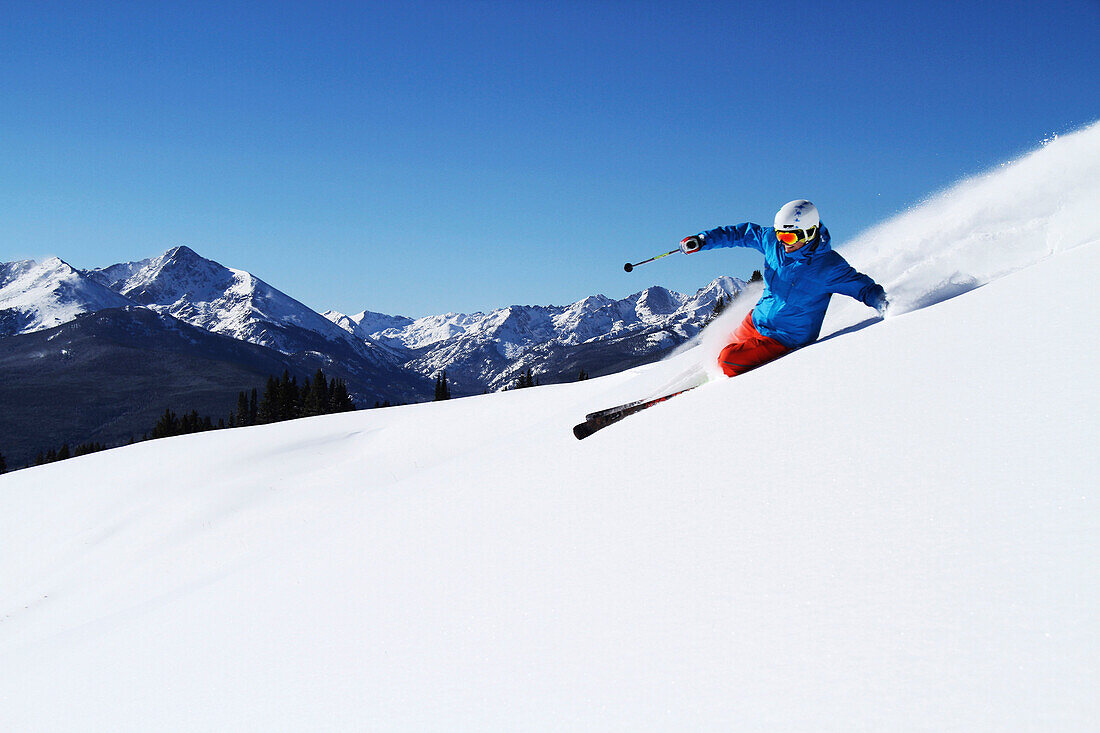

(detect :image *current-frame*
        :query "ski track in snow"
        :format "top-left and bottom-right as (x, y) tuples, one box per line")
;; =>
(0, 122), (1098, 730)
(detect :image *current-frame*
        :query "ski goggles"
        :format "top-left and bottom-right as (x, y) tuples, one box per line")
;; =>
(775, 225), (818, 246)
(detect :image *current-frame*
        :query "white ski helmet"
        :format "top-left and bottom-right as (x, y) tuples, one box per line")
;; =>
(774, 199), (820, 232)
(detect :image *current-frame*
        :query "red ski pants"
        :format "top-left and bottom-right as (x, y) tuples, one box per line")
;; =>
(718, 311), (791, 377)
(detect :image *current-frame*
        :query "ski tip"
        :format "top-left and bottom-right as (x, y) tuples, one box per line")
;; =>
(573, 422), (594, 440)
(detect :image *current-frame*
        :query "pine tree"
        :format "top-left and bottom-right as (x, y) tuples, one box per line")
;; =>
(434, 370), (451, 400)
(514, 367), (537, 389)
(258, 376), (280, 423)
(302, 369), (330, 416)
(74, 442), (105, 457)
(706, 296), (727, 325)
(0, 451), (6, 474)
(249, 388), (258, 425)
(179, 410), (198, 434)
(236, 391), (250, 426)
(750, 269), (763, 283)
(300, 377), (314, 416)
(312, 369), (329, 412)
(577, 369), (589, 381)
(277, 371), (299, 421)
(152, 408), (179, 439)
(328, 378), (355, 412)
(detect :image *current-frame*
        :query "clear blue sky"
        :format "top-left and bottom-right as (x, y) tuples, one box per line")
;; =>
(2, 0), (1097, 317)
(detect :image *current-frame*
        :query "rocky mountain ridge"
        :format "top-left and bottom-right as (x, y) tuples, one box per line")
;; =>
(324, 275), (748, 392)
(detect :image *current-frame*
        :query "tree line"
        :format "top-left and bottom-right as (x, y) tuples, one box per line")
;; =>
(8, 368), (357, 472)
(231, 369), (355, 427)
(430, 366), (564, 399)
(430, 366), (543, 400)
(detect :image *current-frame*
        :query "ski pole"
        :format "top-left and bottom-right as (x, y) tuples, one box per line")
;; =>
(624, 248), (679, 272)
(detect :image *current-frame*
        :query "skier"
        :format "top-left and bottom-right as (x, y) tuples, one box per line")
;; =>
(680, 200), (888, 377)
(574, 199), (888, 439)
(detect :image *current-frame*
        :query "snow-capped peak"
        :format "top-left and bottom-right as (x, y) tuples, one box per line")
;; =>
(324, 309), (416, 341)
(89, 245), (233, 308)
(87, 247), (370, 357)
(0, 257), (135, 337)
(677, 276), (752, 319)
(634, 286), (680, 319)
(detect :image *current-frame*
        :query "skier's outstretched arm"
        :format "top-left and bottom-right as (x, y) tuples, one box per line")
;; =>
(820, 254), (888, 314)
(680, 222), (768, 255)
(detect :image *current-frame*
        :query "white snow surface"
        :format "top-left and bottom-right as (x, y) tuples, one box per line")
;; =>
(1, 122), (1099, 730)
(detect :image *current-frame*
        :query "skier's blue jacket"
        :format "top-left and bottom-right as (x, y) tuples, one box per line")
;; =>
(697, 223), (886, 348)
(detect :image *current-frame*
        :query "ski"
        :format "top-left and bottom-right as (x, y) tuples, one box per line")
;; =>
(573, 386), (700, 440)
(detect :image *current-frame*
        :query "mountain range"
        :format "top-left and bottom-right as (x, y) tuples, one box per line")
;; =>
(324, 273), (748, 393)
(0, 247), (745, 465)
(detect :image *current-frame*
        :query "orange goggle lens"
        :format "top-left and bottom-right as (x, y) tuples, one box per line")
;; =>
(776, 226), (818, 245)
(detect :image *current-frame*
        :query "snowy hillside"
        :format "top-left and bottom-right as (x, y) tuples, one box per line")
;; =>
(1, 123), (1098, 730)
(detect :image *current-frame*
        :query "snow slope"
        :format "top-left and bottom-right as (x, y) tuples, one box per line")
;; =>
(837, 123), (1100, 318)
(1, 123), (1098, 730)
